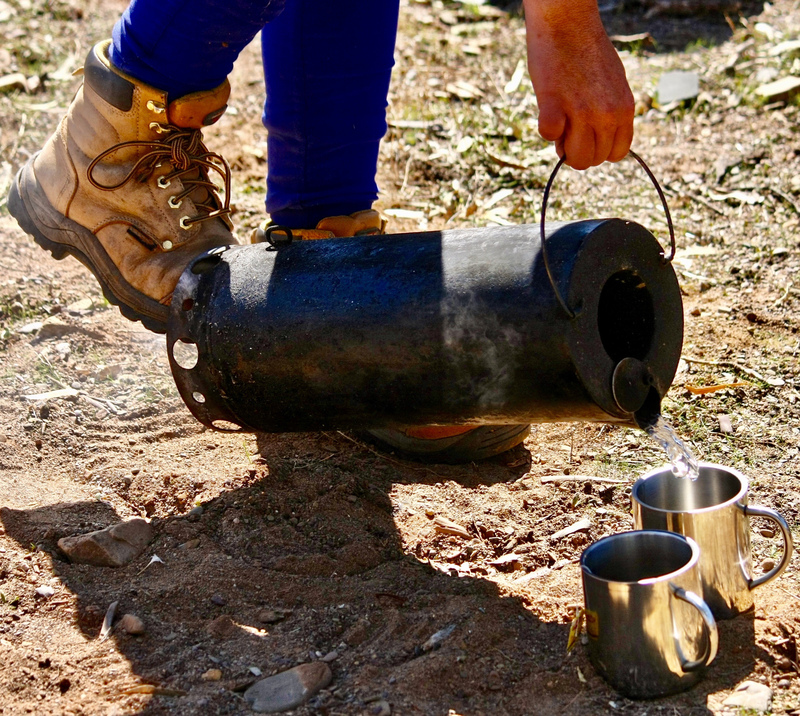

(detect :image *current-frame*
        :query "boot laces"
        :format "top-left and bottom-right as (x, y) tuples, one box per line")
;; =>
(86, 123), (231, 231)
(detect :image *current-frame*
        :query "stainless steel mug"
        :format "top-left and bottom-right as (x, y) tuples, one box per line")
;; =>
(632, 462), (793, 619)
(581, 530), (718, 699)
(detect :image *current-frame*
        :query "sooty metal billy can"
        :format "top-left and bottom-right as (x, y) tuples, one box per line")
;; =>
(166, 217), (683, 432)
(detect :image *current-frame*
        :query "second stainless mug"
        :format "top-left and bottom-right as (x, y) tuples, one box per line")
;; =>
(581, 530), (718, 699)
(632, 462), (793, 619)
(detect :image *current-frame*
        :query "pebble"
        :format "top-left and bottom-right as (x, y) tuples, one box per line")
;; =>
(34, 585), (54, 598)
(206, 615), (237, 639)
(201, 668), (222, 681)
(756, 76), (800, 103)
(187, 506), (204, 520)
(321, 650), (339, 663)
(776, 656), (792, 671)
(257, 608), (290, 624)
(179, 538), (201, 549)
(761, 558), (777, 573)
(244, 662), (332, 713)
(119, 614), (145, 635)
(656, 70), (699, 105)
(421, 624), (456, 653)
(722, 681), (772, 713)
(210, 594), (228, 606)
(370, 700), (391, 716)
(57, 518), (154, 567)
(760, 529), (775, 538)
(778, 679), (791, 689)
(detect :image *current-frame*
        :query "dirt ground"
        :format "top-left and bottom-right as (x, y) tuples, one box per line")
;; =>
(1, 0), (800, 714)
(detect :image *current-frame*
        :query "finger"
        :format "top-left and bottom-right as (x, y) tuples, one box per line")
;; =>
(591, 123), (615, 167)
(608, 120), (634, 163)
(537, 95), (567, 143)
(562, 122), (596, 171)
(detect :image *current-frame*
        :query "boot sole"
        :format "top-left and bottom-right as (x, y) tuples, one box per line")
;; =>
(364, 424), (531, 464)
(8, 157), (168, 333)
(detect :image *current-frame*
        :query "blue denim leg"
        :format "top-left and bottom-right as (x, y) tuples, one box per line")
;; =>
(110, 0), (399, 227)
(110, 0), (286, 98)
(262, 0), (400, 228)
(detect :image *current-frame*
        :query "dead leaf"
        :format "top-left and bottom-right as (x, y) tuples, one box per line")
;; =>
(566, 608), (585, 653)
(434, 516), (471, 539)
(685, 382), (750, 394)
(550, 518), (591, 541)
(445, 81), (484, 100)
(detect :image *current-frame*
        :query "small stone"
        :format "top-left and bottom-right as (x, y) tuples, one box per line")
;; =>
(321, 650), (339, 663)
(37, 318), (82, 339)
(657, 71), (699, 105)
(722, 680), (772, 713)
(206, 615), (237, 639)
(777, 656), (792, 671)
(187, 505), (204, 521)
(57, 518), (154, 568)
(244, 662), (332, 713)
(760, 529), (775, 538)
(210, 594), (227, 606)
(257, 609), (287, 624)
(17, 321), (42, 334)
(249, 666), (263, 676)
(119, 614), (145, 635)
(201, 668), (222, 681)
(717, 414), (733, 434)
(34, 585), (54, 598)
(761, 558), (776, 573)
(756, 76), (800, 103)
(370, 699), (391, 716)
(179, 538), (201, 549)
(778, 679), (791, 688)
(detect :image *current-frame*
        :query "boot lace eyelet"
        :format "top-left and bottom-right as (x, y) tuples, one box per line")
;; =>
(149, 122), (167, 134)
(146, 100), (166, 114)
(180, 217), (193, 230)
(157, 176), (171, 189)
(168, 196), (183, 209)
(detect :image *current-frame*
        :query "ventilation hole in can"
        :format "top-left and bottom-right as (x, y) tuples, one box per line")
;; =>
(192, 391), (205, 404)
(191, 253), (222, 275)
(172, 339), (199, 370)
(211, 419), (242, 432)
(182, 297), (194, 311)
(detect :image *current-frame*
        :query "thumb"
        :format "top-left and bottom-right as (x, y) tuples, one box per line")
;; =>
(537, 95), (566, 143)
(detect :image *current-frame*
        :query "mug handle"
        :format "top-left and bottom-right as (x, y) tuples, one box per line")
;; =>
(670, 585), (719, 671)
(742, 503), (794, 589)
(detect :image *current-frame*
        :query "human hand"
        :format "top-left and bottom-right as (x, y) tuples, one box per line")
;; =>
(523, 0), (634, 170)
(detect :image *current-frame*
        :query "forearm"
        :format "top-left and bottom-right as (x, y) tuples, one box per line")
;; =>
(521, 0), (635, 169)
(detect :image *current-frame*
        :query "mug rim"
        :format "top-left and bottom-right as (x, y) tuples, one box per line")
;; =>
(580, 529), (700, 585)
(631, 461), (748, 514)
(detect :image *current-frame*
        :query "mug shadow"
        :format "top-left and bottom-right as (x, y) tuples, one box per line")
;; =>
(0, 432), (770, 715)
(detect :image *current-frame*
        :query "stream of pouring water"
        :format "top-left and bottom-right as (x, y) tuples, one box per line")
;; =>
(644, 415), (700, 480)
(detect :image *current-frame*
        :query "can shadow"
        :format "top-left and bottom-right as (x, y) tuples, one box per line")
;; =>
(0, 436), (771, 714)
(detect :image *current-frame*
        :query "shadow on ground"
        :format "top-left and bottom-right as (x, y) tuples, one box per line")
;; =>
(0, 432), (766, 715)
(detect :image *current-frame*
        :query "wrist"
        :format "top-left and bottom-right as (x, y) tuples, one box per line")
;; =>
(522, 0), (607, 39)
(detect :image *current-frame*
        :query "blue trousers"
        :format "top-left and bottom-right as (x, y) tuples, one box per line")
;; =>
(110, 0), (399, 228)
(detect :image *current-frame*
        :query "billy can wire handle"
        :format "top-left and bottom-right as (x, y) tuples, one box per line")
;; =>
(540, 149), (676, 320)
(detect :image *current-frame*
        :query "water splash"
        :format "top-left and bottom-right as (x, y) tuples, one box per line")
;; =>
(644, 414), (700, 480)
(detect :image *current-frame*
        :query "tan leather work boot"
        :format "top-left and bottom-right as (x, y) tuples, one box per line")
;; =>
(253, 209), (530, 463)
(8, 40), (237, 333)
